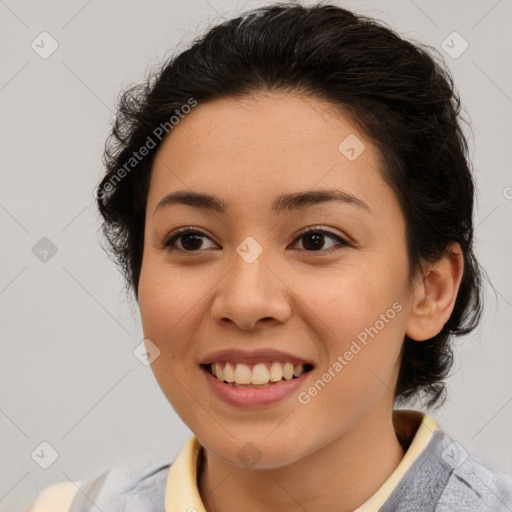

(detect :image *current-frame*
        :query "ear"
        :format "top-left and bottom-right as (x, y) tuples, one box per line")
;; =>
(405, 243), (464, 342)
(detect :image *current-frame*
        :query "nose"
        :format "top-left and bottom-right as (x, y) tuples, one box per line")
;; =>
(210, 250), (292, 331)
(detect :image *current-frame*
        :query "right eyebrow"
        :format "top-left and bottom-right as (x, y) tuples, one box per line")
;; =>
(154, 188), (371, 216)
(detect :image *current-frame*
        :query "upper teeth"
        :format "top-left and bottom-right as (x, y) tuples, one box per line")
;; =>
(210, 362), (306, 385)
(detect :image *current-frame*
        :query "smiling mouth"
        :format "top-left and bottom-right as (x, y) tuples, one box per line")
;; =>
(202, 361), (314, 388)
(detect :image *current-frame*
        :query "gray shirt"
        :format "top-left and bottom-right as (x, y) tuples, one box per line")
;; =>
(68, 427), (512, 511)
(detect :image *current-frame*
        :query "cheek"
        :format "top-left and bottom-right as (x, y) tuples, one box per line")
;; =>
(300, 258), (407, 343)
(138, 262), (204, 424)
(138, 258), (202, 343)
(137, 265), (203, 407)
(298, 295), (406, 436)
(296, 256), (408, 399)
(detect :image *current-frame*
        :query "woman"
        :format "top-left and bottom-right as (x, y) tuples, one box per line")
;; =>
(29, 2), (512, 511)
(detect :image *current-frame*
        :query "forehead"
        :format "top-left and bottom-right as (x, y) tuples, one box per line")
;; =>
(147, 92), (398, 220)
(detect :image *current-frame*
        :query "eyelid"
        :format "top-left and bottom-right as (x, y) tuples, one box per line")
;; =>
(162, 226), (216, 251)
(162, 225), (351, 253)
(291, 225), (351, 252)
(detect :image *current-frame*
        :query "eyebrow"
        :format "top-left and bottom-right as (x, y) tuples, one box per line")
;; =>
(154, 188), (371, 215)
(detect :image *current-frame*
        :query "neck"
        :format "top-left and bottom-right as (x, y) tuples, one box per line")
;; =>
(198, 403), (406, 512)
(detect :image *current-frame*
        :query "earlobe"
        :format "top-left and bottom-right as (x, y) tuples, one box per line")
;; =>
(405, 243), (464, 342)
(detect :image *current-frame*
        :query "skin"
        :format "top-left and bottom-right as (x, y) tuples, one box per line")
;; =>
(137, 92), (463, 512)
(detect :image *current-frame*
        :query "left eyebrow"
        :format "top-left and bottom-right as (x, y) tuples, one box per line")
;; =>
(154, 188), (371, 215)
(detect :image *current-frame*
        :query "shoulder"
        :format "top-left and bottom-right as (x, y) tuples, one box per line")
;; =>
(381, 427), (512, 512)
(28, 461), (172, 512)
(28, 482), (82, 512)
(434, 435), (512, 512)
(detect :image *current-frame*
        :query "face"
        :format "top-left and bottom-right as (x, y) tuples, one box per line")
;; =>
(138, 92), (417, 469)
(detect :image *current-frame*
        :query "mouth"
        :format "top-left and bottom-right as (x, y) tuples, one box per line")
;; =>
(201, 361), (315, 388)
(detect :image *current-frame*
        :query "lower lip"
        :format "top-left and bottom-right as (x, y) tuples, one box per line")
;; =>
(201, 366), (311, 407)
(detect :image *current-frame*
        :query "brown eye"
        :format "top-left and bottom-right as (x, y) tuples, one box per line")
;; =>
(291, 227), (350, 253)
(163, 228), (216, 252)
(162, 226), (350, 254)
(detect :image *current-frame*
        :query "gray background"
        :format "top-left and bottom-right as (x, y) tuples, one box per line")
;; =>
(1, 0), (511, 510)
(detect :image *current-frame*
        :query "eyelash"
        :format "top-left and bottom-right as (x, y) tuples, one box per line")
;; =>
(161, 226), (351, 255)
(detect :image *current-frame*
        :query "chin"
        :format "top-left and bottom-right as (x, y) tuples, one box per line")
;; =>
(200, 434), (312, 470)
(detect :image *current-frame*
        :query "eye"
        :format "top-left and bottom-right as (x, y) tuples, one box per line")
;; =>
(290, 226), (350, 254)
(162, 228), (216, 252)
(162, 226), (350, 254)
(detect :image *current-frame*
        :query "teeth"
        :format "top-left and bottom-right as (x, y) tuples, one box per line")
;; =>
(213, 362), (223, 381)
(293, 363), (304, 377)
(234, 363), (252, 384)
(269, 362), (283, 382)
(252, 363), (269, 385)
(282, 362), (294, 380)
(208, 361), (309, 386)
(223, 362), (235, 382)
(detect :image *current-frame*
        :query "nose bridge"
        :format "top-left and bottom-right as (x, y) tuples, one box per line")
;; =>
(211, 236), (291, 329)
(228, 236), (273, 299)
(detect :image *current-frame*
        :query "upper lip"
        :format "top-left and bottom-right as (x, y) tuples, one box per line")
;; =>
(200, 348), (315, 366)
